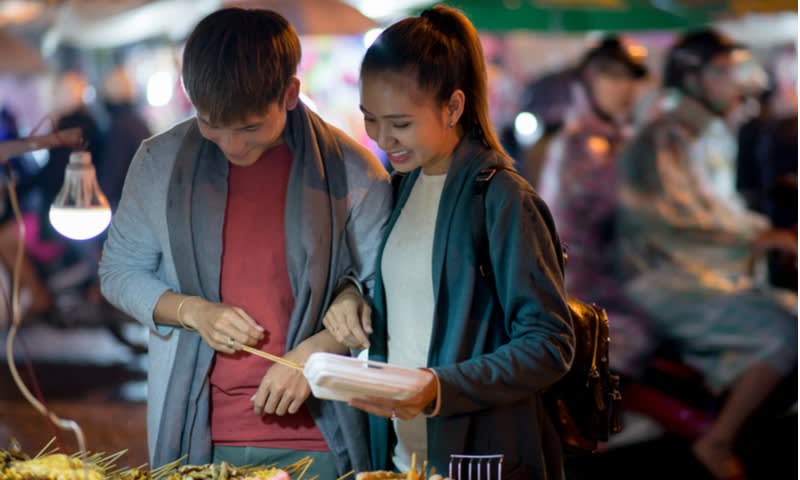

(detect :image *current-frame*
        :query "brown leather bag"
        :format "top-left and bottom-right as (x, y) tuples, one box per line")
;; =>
(545, 296), (622, 453)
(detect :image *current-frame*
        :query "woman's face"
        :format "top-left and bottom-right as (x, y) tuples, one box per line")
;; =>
(360, 71), (461, 175)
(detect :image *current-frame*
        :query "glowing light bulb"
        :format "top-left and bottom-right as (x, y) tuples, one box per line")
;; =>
(48, 151), (111, 240)
(514, 111), (543, 147)
(146, 71), (174, 107)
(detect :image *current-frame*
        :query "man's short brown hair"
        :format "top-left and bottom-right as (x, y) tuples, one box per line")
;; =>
(181, 8), (301, 125)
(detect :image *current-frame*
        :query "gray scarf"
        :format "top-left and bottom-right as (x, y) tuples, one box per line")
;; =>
(154, 102), (369, 473)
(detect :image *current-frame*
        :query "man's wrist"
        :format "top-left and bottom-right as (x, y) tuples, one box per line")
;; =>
(291, 337), (318, 363)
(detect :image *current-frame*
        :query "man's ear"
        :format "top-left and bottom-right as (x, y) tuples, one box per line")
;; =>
(683, 71), (701, 96)
(284, 77), (300, 110)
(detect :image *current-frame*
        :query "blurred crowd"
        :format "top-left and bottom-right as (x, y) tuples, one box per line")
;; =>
(516, 29), (797, 480)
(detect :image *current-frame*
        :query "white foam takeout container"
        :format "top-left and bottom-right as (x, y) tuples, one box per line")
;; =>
(304, 352), (430, 402)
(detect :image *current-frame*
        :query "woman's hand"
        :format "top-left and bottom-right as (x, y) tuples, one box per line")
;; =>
(349, 369), (438, 420)
(253, 343), (312, 416)
(322, 283), (372, 349)
(182, 298), (264, 354)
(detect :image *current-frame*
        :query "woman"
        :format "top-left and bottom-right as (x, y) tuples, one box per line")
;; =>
(324, 6), (575, 479)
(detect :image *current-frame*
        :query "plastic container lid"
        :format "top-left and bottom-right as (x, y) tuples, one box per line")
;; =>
(304, 352), (430, 403)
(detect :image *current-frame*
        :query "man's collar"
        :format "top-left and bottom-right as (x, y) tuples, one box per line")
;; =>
(661, 89), (718, 134)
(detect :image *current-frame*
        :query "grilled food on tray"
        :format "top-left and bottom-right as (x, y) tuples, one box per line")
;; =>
(0, 441), (331, 480)
(164, 462), (292, 479)
(355, 452), (456, 480)
(2, 453), (104, 480)
(355, 471), (407, 480)
(242, 468), (291, 480)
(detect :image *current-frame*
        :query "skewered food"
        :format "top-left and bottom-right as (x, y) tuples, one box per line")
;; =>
(355, 452), (432, 480)
(355, 472), (406, 480)
(164, 461), (247, 479)
(2, 453), (104, 480)
(0, 442), (314, 480)
(242, 467), (291, 480)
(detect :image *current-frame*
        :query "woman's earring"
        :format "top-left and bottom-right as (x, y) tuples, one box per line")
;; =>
(448, 121), (454, 128)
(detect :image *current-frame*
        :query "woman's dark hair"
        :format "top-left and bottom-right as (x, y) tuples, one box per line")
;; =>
(182, 8), (301, 125)
(360, 5), (505, 154)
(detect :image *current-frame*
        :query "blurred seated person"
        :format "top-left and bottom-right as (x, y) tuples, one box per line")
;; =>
(99, 67), (152, 211)
(537, 36), (655, 379)
(0, 71), (104, 317)
(736, 46), (798, 290)
(737, 108), (797, 290)
(616, 29), (797, 480)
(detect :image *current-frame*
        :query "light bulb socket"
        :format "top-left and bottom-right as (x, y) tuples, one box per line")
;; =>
(52, 150), (110, 210)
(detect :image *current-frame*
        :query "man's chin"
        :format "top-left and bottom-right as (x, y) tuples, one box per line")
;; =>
(225, 152), (260, 166)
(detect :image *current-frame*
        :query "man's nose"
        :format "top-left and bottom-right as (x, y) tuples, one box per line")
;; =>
(220, 131), (244, 153)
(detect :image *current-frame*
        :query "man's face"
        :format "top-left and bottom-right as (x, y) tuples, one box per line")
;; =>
(698, 52), (742, 114)
(587, 62), (642, 121)
(196, 78), (299, 167)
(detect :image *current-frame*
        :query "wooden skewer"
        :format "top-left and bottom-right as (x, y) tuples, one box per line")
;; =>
(241, 345), (304, 371)
(336, 470), (355, 480)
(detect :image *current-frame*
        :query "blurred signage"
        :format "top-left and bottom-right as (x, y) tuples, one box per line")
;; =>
(533, 0), (626, 9)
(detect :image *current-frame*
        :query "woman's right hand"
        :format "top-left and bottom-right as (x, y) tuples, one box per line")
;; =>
(182, 298), (264, 354)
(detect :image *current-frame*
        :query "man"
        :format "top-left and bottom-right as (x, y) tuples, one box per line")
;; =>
(99, 8), (391, 478)
(616, 29), (796, 480)
(538, 36), (653, 379)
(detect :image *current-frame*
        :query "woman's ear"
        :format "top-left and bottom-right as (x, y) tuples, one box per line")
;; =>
(284, 77), (301, 110)
(447, 89), (465, 127)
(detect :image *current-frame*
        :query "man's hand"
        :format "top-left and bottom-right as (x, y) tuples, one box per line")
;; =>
(182, 298), (264, 354)
(322, 283), (372, 349)
(252, 342), (312, 416)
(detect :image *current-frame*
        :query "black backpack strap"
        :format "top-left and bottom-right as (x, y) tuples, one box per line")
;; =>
(472, 166), (568, 278)
(472, 167), (502, 279)
(474, 167), (499, 191)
